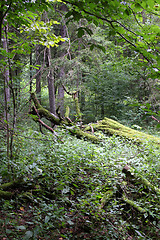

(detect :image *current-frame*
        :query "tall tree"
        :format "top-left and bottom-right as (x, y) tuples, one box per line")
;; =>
(46, 46), (56, 115)
(2, 24), (10, 159)
(57, 3), (68, 117)
(35, 45), (42, 102)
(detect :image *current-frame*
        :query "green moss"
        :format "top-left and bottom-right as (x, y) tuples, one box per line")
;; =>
(69, 127), (101, 143)
(74, 98), (81, 121)
(0, 190), (12, 199)
(38, 107), (60, 124)
(100, 190), (114, 209)
(122, 194), (146, 213)
(0, 180), (22, 190)
(123, 165), (160, 195)
(87, 117), (160, 147)
(65, 106), (70, 118)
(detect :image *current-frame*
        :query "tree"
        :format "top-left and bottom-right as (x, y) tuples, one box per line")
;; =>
(63, 0), (160, 71)
(0, 0), (65, 160)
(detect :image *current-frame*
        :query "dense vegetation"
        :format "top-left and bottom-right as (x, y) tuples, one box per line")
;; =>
(0, 0), (160, 239)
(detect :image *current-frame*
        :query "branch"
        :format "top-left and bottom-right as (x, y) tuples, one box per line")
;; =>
(151, 116), (160, 123)
(2, 1), (12, 19)
(62, 0), (152, 63)
(62, 84), (79, 99)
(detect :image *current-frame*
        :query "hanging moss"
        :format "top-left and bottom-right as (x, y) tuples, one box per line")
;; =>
(65, 106), (70, 118)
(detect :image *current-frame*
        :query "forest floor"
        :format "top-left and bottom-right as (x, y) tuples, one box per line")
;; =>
(0, 127), (160, 239)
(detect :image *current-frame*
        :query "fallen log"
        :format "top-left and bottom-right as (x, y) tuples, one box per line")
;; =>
(100, 190), (114, 209)
(30, 93), (160, 146)
(0, 179), (24, 190)
(85, 117), (160, 147)
(122, 194), (146, 213)
(30, 92), (101, 143)
(0, 189), (13, 199)
(122, 165), (160, 195)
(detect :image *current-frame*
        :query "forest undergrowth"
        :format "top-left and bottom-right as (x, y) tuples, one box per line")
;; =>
(0, 127), (160, 240)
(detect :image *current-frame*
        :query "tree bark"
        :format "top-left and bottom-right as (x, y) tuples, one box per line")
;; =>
(46, 46), (56, 115)
(2, 24), (10, 160)
(57, 3), (68, 117)
(35, 45), (41, 102)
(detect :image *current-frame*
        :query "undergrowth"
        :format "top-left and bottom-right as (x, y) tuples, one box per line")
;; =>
(0, 128), (160, 239)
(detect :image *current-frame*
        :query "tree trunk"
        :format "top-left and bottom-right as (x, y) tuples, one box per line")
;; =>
(46, 46), (56, 115)
(35, 45), (41, 102)
(2, 24), (10, 160)
(57, 4), (68, 117)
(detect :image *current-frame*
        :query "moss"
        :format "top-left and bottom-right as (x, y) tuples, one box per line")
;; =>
(74, 98), (81, 121)
(100, 190), (114, 209)
(86, 117), (160, 147)
(122, 194), (146, 213)
(69, 127), (101, 143)
(0, 190), (13, 199)
(0, 180), (22, 190)
(65, 106), (70, 118)
(123, 165), (160, 195)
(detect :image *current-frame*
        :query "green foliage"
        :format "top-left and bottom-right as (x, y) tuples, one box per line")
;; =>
(0, 128), (159, 239)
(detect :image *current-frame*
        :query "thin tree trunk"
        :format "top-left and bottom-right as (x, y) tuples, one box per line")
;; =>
(46, 47), (56, 115)
(4, 24), (16, 162)
(57, 4), (68, 117)
(35, 45), (41, 102)
(2, 24), (10, 161)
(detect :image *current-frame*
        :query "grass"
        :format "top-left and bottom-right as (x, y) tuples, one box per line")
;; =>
(0, 128), (160, 239)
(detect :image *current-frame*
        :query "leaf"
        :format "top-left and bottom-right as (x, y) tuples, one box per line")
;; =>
(84, 27), (93, 36)
(24, 231), (33, 240)
(77, 28), (85, 38)
(16, 225), (26, 230)
(4, 120), (8, 124)
(90, 44), (94, 51)
(67, 220), (74, 225)
(147, 0), (155, 8)
(45, 215), (50, 223)
(62, 186), (70, 194)
(156, 123), (160, 128)
(124, 8), (131, 16)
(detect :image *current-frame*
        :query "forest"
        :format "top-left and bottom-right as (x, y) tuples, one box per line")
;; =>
(0, 0), (160, 239)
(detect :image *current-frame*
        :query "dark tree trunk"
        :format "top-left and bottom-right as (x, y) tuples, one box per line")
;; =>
(35, 45), (41, 102)
(2, 24), (10, 160)
(57, 4), (68, 117)
(46, 47), (56, 115)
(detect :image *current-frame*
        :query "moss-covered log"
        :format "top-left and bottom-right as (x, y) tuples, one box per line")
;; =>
(85, 117), (160, 146)
(0, 180), (23, 190)
(100, 190), (114, 209)
(68, 127), (101, 143)
(31, 92), (61, 125)
(122, 165), (160, 195)
(0, 189), (13, 199)
(30, 93), (160, 145)
(30, 92), (100, 143)
(122, 194), (146, 213)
